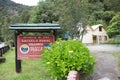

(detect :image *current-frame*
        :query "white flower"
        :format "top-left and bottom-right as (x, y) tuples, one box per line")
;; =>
(46, 62), (50, 64)
(69, 51), (73, 53)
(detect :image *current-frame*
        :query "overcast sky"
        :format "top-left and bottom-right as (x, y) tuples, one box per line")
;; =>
(11, 0), (44, 6)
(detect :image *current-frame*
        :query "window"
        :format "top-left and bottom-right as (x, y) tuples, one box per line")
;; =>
(99, 26), (102, 31)
(105, 36), (107, 41)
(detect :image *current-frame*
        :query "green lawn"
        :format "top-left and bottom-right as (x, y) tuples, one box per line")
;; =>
(0, 48), (53, 80)
(112, 52), (120, 68)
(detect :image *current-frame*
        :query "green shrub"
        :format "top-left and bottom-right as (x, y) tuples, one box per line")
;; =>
(41, 39), (95, 80)
(107, 39), (115, 44)
(105, 38), (120, 44)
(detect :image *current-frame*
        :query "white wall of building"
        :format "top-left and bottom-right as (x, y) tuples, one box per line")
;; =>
(82, 28), (93, 43)
(81, 24), (109, 44)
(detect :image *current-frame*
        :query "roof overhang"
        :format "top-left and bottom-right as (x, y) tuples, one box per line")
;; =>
(9, 23), (61, 30)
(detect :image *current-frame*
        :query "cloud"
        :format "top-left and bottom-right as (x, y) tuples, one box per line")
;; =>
(11, 0), (41, 6)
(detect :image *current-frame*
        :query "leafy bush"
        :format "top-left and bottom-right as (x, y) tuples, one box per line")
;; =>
(106, 39), (115, 44)
(105, 38), (120, 44)
(41, 39), (95, 80)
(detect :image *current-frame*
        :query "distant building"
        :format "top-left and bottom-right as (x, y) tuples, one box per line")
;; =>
(79, 24), (109, 44)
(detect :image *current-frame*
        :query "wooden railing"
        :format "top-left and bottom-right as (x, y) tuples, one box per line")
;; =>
(0, 45), (10, 57)
(0, 45), (10, 63)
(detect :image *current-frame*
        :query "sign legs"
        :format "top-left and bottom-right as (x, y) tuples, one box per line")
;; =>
(15, 31), (21, 73)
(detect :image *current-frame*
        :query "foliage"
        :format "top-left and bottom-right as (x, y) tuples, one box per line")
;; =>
(105, 38), (120, 44)
(107, 12), (120, 37)
(41, 39), (95, 80)
(0, 0), (120, 42)
(20, 10), (31, 23)
(45, 0), (120, 37)
(0, 0), (31, 44)
(103, 0), (120, 11)
(29, 1), (59, 23)
(1, 17), (14, 44)
(102, 11), (115, 25)
(49, 0), (90, 37)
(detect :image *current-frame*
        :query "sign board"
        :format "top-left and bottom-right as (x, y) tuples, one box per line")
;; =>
(17, 36), (54, 60)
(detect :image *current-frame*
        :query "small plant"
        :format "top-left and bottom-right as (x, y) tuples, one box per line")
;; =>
(41, 39), (95, 80)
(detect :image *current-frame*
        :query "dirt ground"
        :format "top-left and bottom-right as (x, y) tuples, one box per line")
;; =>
(86, 44), (120, 80)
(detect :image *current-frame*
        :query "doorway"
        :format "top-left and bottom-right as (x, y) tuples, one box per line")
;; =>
(93, 35), (97, 44)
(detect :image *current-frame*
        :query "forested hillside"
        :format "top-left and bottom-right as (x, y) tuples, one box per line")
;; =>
(29, 0), (120, 38)
(0, 0), (31, 44)
(0, 0), (120, 45)
(0, 0), (31, 21)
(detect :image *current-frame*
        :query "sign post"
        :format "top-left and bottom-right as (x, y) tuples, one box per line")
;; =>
(15, 31), (21, 73)
(10, 23), (60, 73)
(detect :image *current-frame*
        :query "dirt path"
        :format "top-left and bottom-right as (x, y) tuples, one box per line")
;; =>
(87, 44), (120, 80)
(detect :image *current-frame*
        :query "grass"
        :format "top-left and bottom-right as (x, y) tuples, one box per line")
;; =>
(0, 48), (53, 80)
(112, 52), (120, 68)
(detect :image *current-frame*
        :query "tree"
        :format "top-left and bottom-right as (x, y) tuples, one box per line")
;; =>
(20, 10), (30, 23)
(28, 0), (120, 38)
(103, 0), (120, 12)
(1, 17), (13, 44)
(0, 0), (33, 46)
(46, 0), (90, 38)
(29, 1), (59, 23)
(102, 11), (115, 25)
(87, 0), (105, 25)
(107, 12), (120, 37)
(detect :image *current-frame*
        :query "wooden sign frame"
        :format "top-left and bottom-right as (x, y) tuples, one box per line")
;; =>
(10, 23), (60, 73)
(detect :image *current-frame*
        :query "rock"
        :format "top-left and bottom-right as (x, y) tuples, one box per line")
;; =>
(67, 71), (79, 80)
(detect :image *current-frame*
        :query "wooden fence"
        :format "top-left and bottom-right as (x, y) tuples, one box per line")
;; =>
(0, 45), (10, 63)
(0, 45), (10, 57)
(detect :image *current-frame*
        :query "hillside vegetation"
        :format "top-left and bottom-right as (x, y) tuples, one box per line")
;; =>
(0, 0), (31, 44)
(0, 0), (120, 44)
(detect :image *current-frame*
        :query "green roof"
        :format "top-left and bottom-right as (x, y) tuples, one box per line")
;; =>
(9, 23), (61, 30)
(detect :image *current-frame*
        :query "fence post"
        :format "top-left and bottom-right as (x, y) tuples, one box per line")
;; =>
(3, 47), (5, 54)
(0, 45), (10, 57)
(1, 48), (4, 55)
(0, 49), (2, 57)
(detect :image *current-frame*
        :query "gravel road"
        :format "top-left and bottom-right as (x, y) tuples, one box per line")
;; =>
(86, 44), (120, 80)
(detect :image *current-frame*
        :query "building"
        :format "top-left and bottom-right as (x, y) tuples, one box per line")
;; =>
(81, 24), (109, 44)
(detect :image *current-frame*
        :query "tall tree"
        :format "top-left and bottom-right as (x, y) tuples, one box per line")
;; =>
(103, 0), (120, 12)
(29, 1), (59, 23)
(20, 10), (30, 23)
(47, 0), (90, 38)
(107, 12), (120, 37)
(1, 17), (14, 44)
(28, 0), (120, 38)
(0, 0), (32, 44)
